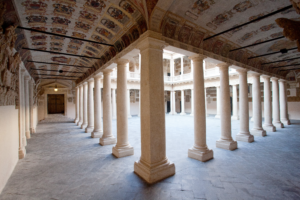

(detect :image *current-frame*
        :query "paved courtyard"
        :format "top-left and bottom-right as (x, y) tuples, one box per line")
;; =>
(1, 115), (300, 200)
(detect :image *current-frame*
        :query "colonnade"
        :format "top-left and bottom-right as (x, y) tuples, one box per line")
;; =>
(74, 37), (290, 184)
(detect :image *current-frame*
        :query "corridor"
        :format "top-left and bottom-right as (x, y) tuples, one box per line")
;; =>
(1, 115), (300, 200)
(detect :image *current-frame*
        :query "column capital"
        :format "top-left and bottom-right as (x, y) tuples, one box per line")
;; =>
(261, 75), (271, 79)
(94, 74), (102, 79)
(83, 81), (88, 85)
(271, 77), (279, 81)
(24, 76), (30, 80)
(236, 68), (248, 74)
(136, 37), (167, 52)
(278, 79), (287, 82)
(249, 72), (261, 77)
(103, 69), (113, 74)
(217, 62), (230, 70)
(87, 79), (94, 83)
(115, 58), (129, 66)
(188, 54), (207, 62)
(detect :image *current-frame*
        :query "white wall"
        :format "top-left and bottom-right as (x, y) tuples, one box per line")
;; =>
(130, 102), (139, 116)
(0, 106), (19, 193)
(288, 102), (300, 120)
(67, 101), (75, 119)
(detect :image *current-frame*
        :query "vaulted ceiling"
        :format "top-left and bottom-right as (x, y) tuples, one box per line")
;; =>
(6, 0), (300, 82)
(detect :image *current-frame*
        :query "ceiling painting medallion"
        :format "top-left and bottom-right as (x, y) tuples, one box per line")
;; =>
(95, 27), (113, 40)
(83, 0), (106, 14)
(79, 10), (98, 25)
(107, 7), (129, 24)
(50, 36), (65, 42)
(72, 32), (86, 39)
(53, 4), (75, 18)
(51, 28), (68, 35)
(52, 0), (77, 6)
(21, 0), (47, 15)
(52, 17), (71, 28)
(30, 27), (47, 35)
(74, 21), (91, 33)
(26, 15), (47, 26)
(30, 35), (47, 42)
(51, 56), (71, 63)
(70, 39), (84, 47)
(101, 18), (120, 33)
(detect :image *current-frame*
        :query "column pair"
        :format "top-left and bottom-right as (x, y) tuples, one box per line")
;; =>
(262, 76), (276, 132)
(271, 78), (284, 128)
(279, 79), (290, 125)
(188, 55), (213, 161)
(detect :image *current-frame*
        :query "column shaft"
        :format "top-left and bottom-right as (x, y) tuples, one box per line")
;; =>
(190, 89), (194, 116)
(77, 85), (83, 126)
(127, 89), (132, 118)
(215, 86), (221, 118)
(236, 70), (254, 142)
(112, 89), (116, 119)
(24, 76), (30, 139)
(81, 82), (88, 129)
(134, 37), (175, 184)
(216, 64), (237, 150)
(272, 78), (284, 128)
(231, 85), (239, 120)
(279, 80), (291, 125)
(262, 76), (276, 131)
(250, 74), (266, 136)
(75, 87), (79, 123)
(180, 90), (186, 115)
(188, 55), (213, 161)
(113, 59), (134, 157)
(29, 80), (35, 133)
(85, 80), (94, 132)
(100, 70), (116, 145)
(92, 76), (103, 138)
(19, 70), (26, 158)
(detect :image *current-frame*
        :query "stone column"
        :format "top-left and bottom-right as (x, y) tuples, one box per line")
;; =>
(85, 79), (94, 133)
(181, 56), (184, 77)
(81, 82), (88, 129)
(188, 55), (213, 161)
(127, 89), (132, 118)
(190, 89), (194, 116)
(75, 86), (80, 123)
(271, 77), (284, 128)
(134, 35), (175, 184)
(262, 76), (276, 132)
(236, 70), (254, 142)
(92, 75), (103, 138)
(231, 84), (239, 120)
(216, 63), (237, 150)
(19, 69), (26, 158)
(279, 80), (291, 125)
(171, 91), (176, 115)
(180, 90), (186, 115)
(138, 89), (141, 117)
(205, 87), (209, 117)
(112, 88), (116, 119)
(29, 80), (35, 134)
(24, 76), (30, 139)
(100, 69), (116, 145)
(250, 74), (266, 136)
(21, 71), (27, 147)
(77, 85), (83, 126)
(113, 59), (134, 158)
(215, 86), (221, 118)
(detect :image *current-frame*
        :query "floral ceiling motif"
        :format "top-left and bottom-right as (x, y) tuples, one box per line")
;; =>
(13, 0), (147, 80)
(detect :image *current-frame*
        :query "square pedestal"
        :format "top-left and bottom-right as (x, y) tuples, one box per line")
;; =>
(250, 129), (267, 137)
(188, 148), (213, 162)
(216, 139), (237, 150)
(85, 127), (94, 133)
(77, 121), (82, 126)
(91, 131), (103, 138)
(30, 128), (36, 134)
(263, 125), (276, 132)
(25, 131), (31, 139)
(19, 148), (26, 159)
(236, 134), (254, 143)
(134, 159), (175, 184)
(74, 119), (78, 123)
(112, 146), (134, 158)
(274, 122), (284, 129)
(282, 120), (291, 126)
(99, 137), (116, 146)
(81, 123), (87, 130)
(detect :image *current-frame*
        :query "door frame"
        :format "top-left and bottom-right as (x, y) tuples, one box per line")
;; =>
(44, 89), (68, 119)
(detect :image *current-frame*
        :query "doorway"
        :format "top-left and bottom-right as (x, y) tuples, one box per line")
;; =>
(48, 94), (65, 114)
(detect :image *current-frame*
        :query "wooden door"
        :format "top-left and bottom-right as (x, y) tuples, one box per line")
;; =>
(48, 94), (65, 114)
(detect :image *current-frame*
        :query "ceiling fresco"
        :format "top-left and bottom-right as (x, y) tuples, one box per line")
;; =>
(12, 0), (147, 81)
(150, 0), (300, 77)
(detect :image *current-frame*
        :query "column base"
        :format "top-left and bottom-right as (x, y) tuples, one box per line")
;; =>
(77, 121), (82, 126)
(30, 128), (36, 134)
(236, 134), (254, 143)
(188, 147), (213, 162)
(263, 124), (276, 132)
(216, 139), (238, 150)
(25, 131), (31, 139)
(74, 119), (79, 123)
(281, 120), (291, 126)
(19, 148), (26, 159)
(99, 136), (116, 146)
(91, 131), (103, 138)
(81, 123), (87, 129)
(231, 116), (239, 120)
(215, 115), (220, 118)
(134, 158), (175, 184)
(112, 146), (134, 158)
(85, 126), (94, 133)
(250, 129), (267, 137)
(273, 122), (284, 129)
(180, 113), (186, 115)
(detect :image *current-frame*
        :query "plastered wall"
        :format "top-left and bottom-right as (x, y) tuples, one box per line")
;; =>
(0, 106), (19, 193)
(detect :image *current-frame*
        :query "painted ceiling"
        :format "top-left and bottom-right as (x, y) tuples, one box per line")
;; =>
(12, 0), (147, 81)
(7, 0), (300, 82)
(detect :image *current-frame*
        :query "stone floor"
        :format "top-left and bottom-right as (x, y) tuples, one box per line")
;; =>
(1, 115), (300, 200)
